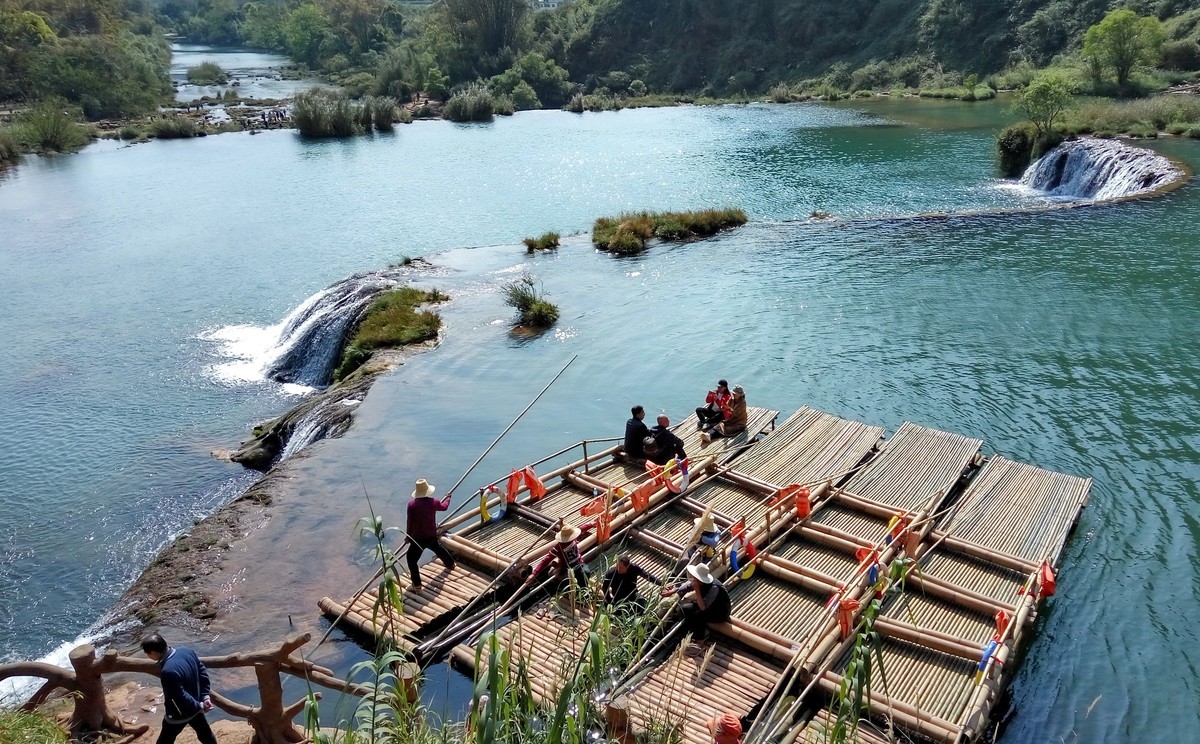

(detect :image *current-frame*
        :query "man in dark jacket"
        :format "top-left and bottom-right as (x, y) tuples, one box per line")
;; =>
(623, 405), (651, 460)
(141, 633), (217, 744)
(603, 554), (662, 612)
(650, 415), (687, 465)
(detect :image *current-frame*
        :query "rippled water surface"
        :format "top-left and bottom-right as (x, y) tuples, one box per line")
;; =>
(1, 96), (1199, 742)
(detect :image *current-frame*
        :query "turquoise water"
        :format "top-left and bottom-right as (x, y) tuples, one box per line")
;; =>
(1, 95), (1198, 742)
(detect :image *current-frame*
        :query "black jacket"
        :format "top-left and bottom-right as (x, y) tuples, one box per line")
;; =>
(624, 416), (650, 458)
(160, 647), (211, 723)
(650, 425), (686, 465)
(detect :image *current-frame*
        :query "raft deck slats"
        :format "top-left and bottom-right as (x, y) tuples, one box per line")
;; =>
(842, 422), (983, 513)
(940, 456), (1092, 565)
(625, 642), (783, 744)
(318, 563), (496, 653)
(728, 575), (829, 644)
(731, 408), (884, 489)
(791, 709), (894, 744)
(919, 551), (1027, 604)
(458, 513), (557, 558)
(808, 503), (889, 542)
(771, 538), (860, 578)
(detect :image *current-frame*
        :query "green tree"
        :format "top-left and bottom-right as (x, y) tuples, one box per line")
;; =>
(1082, 8), (1165, 86)
(1013, 72), (1075, 137)
(284, 3), (333, 67)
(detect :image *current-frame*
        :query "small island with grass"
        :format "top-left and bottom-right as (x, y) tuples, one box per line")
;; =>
(186, 61), (229, 86)
(501, 274), (559, 330)
(592, 208), (749, 254)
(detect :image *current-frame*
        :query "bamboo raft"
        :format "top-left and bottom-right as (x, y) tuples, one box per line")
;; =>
(318, 408), (779, 657)
(448, 408), (882, 711)
(322, 403), (1092, 744)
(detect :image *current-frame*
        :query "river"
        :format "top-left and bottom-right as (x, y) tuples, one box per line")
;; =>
(169, 42), (332, 102)
(1, 93), (1198, 742)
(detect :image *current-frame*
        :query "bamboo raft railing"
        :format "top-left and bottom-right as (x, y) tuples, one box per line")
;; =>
(318, 408), (779, 659)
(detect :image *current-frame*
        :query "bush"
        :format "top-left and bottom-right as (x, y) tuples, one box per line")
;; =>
(0, 126), (20, 165)
(0, 709), (67, 743)
(444, 82), (498, 122)
(510, 80), (541, 110)
(566, 92), (585, 113)
(500, 274), (559, 328)
(16, 100), (90, 152)
(523, 232), (560, 252)
(187, 61), (228, 85)
(628, 79), (648, 97)
(151, 116), (199, 139)
(996, 122), (1037, 177)
(770, 83), (793, 102)
(592, 208), (748, 254)
(334, 287), (445, 380)
(1162, 40), (1200, 71)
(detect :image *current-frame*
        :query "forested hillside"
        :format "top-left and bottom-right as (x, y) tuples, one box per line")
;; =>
(0, 0), (170, 117)
(145, 0), (1200, 97)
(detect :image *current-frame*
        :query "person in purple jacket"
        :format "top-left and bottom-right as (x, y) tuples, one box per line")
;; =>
(141, 633), (217, 744)
(406, 478), (456, 590)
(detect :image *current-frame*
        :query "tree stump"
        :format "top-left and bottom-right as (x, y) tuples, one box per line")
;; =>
(68, 645), (148, 739)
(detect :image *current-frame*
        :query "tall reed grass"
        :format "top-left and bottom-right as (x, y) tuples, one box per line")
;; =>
(151, 117), (199, 139)
(16, 100), (90, 153)
(0, 126), (19, 165)
(523, 232), (560, 253)
(292, 89), (404, 138)
(444, 82), (515, 122)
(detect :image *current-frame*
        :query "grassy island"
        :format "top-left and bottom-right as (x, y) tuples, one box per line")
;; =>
(501, 274), (559, 328)
(593, 208), (749, 254)
(523, 232), (561, 253)
(186, 61), (228, 86)
(334, 287), (446, 380)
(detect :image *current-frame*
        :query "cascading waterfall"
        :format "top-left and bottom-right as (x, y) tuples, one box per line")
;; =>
(260, 269), (406, 387)
(1020, 137), (1183, 201)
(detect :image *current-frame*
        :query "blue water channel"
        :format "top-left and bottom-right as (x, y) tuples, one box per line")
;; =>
(1, 91), (1198, 742)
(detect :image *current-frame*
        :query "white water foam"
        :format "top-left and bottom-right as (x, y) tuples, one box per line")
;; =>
(1020, 137), (1183, 201)
(0, 617), (139, 706)
(199, 323), (284, 384)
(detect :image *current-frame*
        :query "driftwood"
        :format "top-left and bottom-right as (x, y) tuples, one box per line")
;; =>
(0, 632), (370, 744)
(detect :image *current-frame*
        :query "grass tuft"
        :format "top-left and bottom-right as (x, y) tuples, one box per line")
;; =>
(292, 89), (402, 138)
(501, 273), (559, 328)
(0, 126), (20, 165)
(592, 208), (748, 254)
(151, 117), (199, 139)
(0, 709), (68, 744)
(523, 231), (561, 253)
(444, 82), (507, 122)
(15, 100), (90, 153)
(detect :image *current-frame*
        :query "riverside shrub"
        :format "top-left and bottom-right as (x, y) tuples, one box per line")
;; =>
(444, 82), (497, 122)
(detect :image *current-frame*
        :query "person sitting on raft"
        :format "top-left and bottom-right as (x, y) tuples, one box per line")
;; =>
(696, 379), (732, 430)
(661, 563), (731, 641)
(523, 517), (593, 596)
(701, 385), (747, 444)
(649, 414), (687, 465)
(671, 511), (721, 575)
(621, 404), (651, 461)
(603, 553), (663, 613)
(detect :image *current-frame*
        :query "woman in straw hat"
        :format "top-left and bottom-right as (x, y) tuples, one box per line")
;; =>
(406, 478), (455, 590)
(661, 562), (731, 641)
(523, 517), (594, 597)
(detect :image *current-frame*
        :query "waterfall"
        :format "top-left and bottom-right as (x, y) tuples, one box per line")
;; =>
(261, 269), (408, 387)
(1020, 137), (1183, 201)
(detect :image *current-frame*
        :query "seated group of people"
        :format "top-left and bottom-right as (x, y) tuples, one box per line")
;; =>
(622, 379), (750, 464)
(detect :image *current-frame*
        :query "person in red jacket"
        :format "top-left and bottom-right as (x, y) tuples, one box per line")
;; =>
(695, 379), (732, 429)
(406, 478), (455, 590)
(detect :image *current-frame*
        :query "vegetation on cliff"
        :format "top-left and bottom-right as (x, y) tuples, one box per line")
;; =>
(334, 287), (445, 381)
(0, 0), (171, 118)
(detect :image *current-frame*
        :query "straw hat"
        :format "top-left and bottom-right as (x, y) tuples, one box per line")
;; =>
(687, 563), (716, 585)
(557, 524), (582, 544)
(694, 513), (717, 534)
(412, 479), (436, 499)
(706, 712), (743, 743)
